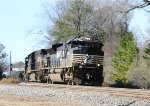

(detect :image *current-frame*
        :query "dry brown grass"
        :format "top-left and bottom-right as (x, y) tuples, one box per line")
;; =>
(0, 93), (82, 106)
(0, 77), (19, 84)
(128, 59), (150, 89)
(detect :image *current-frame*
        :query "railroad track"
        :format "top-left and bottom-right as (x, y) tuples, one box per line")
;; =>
(20, 82), (150, 99)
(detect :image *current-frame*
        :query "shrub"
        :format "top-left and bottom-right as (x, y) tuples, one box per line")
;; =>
(128, 61), (150, 89)
(0, 77), (19, 84)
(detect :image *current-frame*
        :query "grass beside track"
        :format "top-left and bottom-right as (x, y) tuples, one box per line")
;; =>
(0, 78), (19, 84)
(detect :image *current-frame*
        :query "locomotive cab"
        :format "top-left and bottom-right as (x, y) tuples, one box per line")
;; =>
(67, 38), (104, 67)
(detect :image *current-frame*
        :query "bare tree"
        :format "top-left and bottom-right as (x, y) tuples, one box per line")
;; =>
(88, 0), (133, 55)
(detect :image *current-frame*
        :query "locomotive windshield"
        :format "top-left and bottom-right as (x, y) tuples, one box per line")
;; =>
(71, 41), (102, 48)
(71, 41), (103, 55)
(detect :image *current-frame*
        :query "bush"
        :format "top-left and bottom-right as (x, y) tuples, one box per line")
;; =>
(128, 61), (150, 89)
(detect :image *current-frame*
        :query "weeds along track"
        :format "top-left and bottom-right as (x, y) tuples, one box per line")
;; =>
(20, 82), (150, 99)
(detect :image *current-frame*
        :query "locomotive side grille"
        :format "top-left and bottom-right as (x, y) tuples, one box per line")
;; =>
(73, 54), (104, 65)
(100, 56), (104, 65)
(91, 56), (104, 65)
(73, 54), (86, 63)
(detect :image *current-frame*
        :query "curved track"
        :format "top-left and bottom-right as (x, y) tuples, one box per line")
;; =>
(20, 82), (150, 99)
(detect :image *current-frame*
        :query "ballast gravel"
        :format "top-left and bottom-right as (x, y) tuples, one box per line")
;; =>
(0, 83), (149, 106)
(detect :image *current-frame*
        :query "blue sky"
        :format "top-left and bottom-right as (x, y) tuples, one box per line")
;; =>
(0, 0), (56, 63)
(130, 9), (149, 42)
(0, 0), (149, 63)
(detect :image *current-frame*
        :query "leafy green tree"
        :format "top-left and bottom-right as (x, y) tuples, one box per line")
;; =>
(143, 43), (150, 67)
(49, 0), (93, 42)
(112, 33), (138, 85)
(0, 44), (7, 79)
(50, 20), (79, 43)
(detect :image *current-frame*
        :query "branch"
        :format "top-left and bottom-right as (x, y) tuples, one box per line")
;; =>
(144, 8), (150, 12)
(31, 30), (52, 41)
(127, 1), (150, 13)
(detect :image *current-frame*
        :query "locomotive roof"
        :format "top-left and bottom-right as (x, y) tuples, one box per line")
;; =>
(27, 49), (43, 55)
(52, 43), (63, 49)
(47, 48), (56, 54)
(50, 36), (103, 50)
(66, 36), (103, 46)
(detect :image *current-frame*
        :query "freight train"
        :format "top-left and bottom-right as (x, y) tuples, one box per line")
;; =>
(24, 36), (104, 86)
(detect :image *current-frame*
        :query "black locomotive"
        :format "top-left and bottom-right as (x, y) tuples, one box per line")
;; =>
(25, 36), (104, 86)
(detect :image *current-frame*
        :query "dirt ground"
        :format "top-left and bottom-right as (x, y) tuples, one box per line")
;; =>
(0, 92), (81, 106)
(0, 79), (82, 106)
(0, 93), (52, 106)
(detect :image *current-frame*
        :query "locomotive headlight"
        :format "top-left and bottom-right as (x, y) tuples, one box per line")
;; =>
(81, 62), (84, 65)
(97, 64), (100, 66)
(79, 66), (82, 68)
